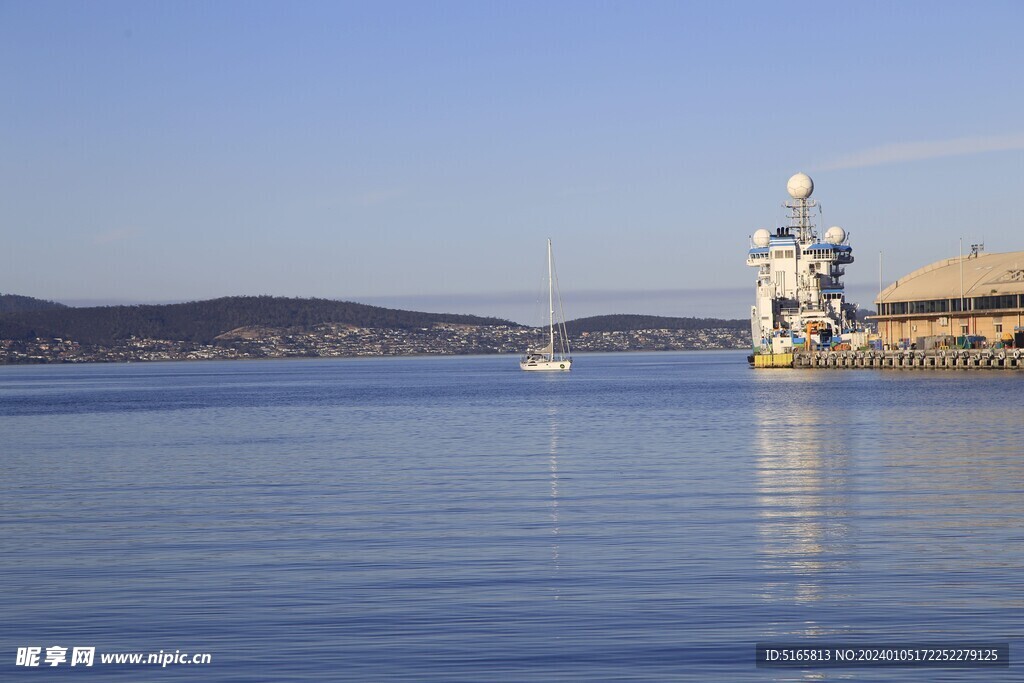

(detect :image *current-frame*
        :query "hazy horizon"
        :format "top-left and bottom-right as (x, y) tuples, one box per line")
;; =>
(19, 281), (882, 327)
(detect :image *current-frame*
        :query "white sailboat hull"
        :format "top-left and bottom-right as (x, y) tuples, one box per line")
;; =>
(519, 358), (572, 371)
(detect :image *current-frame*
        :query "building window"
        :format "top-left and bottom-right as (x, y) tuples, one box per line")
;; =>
(960, 325), (969, 334)
(995, 323), (1003, 333)
(908, 299), (949, 314)
(973, 294), (1018, 310)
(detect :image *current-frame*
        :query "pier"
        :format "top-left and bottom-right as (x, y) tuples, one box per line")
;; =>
(792, 348), (1024, 370)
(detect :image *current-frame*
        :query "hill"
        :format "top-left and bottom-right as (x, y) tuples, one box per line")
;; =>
(0, 295), (519, 345)
(0, 293), (67, 313)
(565, 314), (747, 334)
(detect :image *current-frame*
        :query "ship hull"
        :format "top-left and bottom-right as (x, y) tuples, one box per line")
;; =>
(519, 359), (572, 371)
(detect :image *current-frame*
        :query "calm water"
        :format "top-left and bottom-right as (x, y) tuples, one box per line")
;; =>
(1, 351), (1021, 681)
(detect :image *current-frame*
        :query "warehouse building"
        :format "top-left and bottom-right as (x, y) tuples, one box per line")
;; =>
(873, 248), (1024, 348)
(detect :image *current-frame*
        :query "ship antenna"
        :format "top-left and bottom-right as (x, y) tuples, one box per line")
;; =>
(785, 172), (817, 243)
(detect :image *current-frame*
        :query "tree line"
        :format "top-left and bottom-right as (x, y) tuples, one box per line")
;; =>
(0, 293), (67, 314)
(0, 295), (749, 345)
(0, 296), (519, 344)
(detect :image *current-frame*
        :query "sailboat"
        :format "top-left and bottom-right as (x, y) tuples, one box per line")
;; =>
(520, 239), (573, 371)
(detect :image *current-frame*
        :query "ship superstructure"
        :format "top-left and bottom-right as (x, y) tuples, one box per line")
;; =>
(747, 173), (865, 356)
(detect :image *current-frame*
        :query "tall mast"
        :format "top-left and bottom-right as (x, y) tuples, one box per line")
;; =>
(548, 238), (555, 359)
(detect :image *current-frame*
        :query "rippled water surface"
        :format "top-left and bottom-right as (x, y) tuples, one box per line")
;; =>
(1, 352), (1021, 681)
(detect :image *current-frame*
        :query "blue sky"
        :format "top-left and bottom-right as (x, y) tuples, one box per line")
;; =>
(3, 1), (1024, 323)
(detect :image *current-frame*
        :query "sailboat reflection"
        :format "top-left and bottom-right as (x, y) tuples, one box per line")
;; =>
(547, 404), (561, 597)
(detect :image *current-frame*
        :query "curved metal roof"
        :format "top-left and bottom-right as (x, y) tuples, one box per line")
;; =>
(877, 251), (1024, 303)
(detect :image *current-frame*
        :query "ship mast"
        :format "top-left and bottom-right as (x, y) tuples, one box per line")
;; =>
(547, 238), (555, 360)
(785, 173), (817, 245)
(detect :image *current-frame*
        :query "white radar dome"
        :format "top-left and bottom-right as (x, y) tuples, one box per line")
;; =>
(824, 226), (846, 245)
(752, 229), (771, 247)
(786, 172), (814, 199)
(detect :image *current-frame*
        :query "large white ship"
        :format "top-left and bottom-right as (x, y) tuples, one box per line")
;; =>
(746, 173), (866, 362)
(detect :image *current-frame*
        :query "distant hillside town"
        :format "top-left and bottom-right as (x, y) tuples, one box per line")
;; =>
(0, 295), (747, 364)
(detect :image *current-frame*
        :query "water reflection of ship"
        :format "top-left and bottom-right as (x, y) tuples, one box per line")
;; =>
(753, 373), (852, 609)
(753, 382), (851, 683)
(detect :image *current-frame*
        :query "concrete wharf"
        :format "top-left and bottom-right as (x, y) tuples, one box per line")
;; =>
(792, 348), (1024, 370)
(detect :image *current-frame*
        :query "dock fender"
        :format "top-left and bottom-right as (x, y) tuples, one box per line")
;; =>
(997, 351), (1006, 360)
(1015, 349), (1022, 360)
